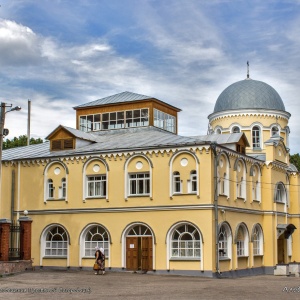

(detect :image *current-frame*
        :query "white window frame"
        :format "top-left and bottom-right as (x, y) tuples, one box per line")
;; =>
(47, 179), (54, 199)
(128, 173), (150, 196)
(44, 226), (68, 257)
(86, 175), (107, 198)
(84, 225), (110, 258)
(252, 125), (261, 149)
(170, 224), (201, 259)
(275, 182), (286, 203)
(173, 171), (181, 194)
(188, 170), (197, 193)
(232, 126), (240, 133)
(236, 224), (249, 257)
(253, 225), (263, 256)
(154, 108), (176, 133)
(236, 160), (246, 200)
(271, 125), (279, 136)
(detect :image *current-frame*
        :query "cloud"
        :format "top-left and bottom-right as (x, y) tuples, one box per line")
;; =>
(0, 19), (43, 66)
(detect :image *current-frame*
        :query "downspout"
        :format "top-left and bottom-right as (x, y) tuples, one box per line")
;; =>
(211, 142), (220, 276)
(11, 170), (15, 221)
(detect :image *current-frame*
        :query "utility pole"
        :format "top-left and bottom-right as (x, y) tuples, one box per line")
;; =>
(0, 102), (21, 218)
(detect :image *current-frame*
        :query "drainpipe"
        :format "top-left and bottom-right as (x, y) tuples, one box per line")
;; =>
(211, 142), (220, 276)
(11, 170), (15, 221)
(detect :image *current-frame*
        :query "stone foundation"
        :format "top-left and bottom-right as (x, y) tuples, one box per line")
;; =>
(0, 260), (33, 276)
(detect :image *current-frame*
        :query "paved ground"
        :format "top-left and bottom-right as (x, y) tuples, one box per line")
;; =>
(1, 270), (300, 300)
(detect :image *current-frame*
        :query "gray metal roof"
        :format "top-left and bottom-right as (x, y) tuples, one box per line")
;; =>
(213, 79), (286, 113)
(74, 91), (152, 108)
(46, 125), (99, 142)
(2, 127), (251, 161)
(73, 91), (181, 111)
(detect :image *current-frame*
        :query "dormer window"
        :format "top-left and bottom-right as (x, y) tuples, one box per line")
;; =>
(51, 138), (74, 151)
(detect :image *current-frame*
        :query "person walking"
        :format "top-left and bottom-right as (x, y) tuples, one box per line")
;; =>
(94, 246), (105, 275)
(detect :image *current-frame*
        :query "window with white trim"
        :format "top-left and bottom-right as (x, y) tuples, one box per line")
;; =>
(173, 171), (181, 193)
(253, 225), (263, 255)
(47, 179), (54, 199)
(275, 182), (286, 203)
(271, 126), (279, 136)
(189, 170), (197, 193)
(129, 173), (150, 195)
(218, 225), (228, 258)
(232, 126), (240, 133)
(84, 225), (109, 257)
(45, 226), (68, 257)
(58, 178), (66, 199)
(252, 126), (261, 149)
(86, 175), (106, 197)
(170, 224), (201, 258)
(236, 161), (246, 199)
(237, 227), (245, 256)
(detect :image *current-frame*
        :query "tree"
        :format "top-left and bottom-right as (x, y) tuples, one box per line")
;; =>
(290, 153), (300, 171)
(3, 135), (43, 150)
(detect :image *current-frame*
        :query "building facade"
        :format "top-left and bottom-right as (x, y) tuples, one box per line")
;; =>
(1, 80), (299, 277)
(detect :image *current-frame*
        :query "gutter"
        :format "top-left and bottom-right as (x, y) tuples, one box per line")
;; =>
(211, 142), (220, 276)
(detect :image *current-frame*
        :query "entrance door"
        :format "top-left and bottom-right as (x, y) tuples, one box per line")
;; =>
(126, 236), (153, 271)
(277, 235), (285, 264)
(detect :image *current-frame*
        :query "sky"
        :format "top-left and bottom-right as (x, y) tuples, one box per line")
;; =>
(0, 0), (300, 153)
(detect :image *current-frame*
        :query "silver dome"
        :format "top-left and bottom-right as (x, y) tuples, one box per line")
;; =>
(213, 79), (286, 113)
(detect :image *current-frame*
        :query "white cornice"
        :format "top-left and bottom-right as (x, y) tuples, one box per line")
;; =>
(208, 109), (291, 123)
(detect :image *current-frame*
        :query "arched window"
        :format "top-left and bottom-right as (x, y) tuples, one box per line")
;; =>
(170, 224), (201, 258)
(252, 126), (261, 149)
(236, 223), (249, 257)
(218, 155), (230, 197)
(173, 171), (181, 193)
(237, 227), (245, 256)
(215, 128), (222, 134)
(218, 222), (232, 259)
(275, 182), (286, 203)
(232, 126), (240, 133)
(47, 179), (54, 199)
(84, 225), (109, 257)
(45, 226), (68, 257)
(271, 126), (279, 136)
(252, 225), (263, 256)
(236, 160), (246, 199)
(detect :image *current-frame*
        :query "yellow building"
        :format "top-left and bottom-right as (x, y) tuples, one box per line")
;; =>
(1, 79), (299, 277)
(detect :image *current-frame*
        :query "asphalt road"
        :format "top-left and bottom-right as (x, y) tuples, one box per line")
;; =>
(1, 270), (300, 300)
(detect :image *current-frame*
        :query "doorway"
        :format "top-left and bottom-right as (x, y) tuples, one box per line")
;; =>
(125, 221), (154, 271)
(277, 235), (285, 264)
(126, 236), (153, 271)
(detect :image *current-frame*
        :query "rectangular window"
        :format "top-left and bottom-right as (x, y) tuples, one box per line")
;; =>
(129, 173), (150, 195)
(80, 114), (101, 131)
(79, 109), (149, 132)
(87, 175), (106, 197)
(45, 241), (68, 256)
(48, 180), (54, 198)
(154, 109), (176, 133)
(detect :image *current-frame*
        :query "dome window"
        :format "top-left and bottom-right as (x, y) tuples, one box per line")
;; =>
(232, 126), (240, 133)
(271, 126), (279, 136)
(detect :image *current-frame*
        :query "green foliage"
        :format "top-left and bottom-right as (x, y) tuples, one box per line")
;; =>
(3, 135), (43, 150)
(290, 153), (300, 171)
